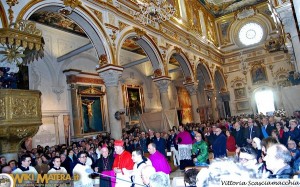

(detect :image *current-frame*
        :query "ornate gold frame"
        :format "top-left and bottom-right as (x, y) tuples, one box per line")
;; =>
(122, 84), (145, 125)
(78, 86), (106, 134)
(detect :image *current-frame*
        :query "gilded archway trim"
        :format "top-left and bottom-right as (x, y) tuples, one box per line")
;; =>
(0, 1), (8, 28)
(116, 27), (165, 75)
(16, 0), (115, 64)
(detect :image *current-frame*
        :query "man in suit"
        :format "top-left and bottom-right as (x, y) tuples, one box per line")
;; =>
(232, 121), (246, 148)
(167, 129), (179, 166)
(245, 118), (261, 144)
(153, 132), (167, 157)
(260, 117), (274, 139)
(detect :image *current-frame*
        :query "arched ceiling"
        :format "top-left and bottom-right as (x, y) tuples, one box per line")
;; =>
(198, 0), (267, 17)
(29, 11), (183, 79)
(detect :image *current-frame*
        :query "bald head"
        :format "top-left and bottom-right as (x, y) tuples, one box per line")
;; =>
(1, 166), (12, 174)
(141, 165), (156, 185)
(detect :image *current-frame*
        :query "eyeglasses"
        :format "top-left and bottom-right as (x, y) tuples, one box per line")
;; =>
(80, 156), (87, 158)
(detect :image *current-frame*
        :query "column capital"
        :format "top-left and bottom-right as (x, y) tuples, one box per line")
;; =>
(153, 76), (171, 93)
(96, 64), (124, 87)
(184, 83), (198, 95)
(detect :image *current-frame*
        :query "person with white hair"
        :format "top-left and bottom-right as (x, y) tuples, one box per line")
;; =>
(251, 137), (262, 163)
(141, 165), (156, 187)
(149, 172), (170, 187)
(196, 158), (258, 187)
(264, 144), (293, 178)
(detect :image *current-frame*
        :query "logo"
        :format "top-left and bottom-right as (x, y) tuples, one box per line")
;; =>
(0, 173), (14, 187)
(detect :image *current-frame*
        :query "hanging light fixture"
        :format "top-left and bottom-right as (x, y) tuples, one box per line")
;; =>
(134, 0), (176, 25)
(0, 0), (44, 71)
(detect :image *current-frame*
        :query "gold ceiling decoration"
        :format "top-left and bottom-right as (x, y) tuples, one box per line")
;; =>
(133, 0), (175, 25)
(0, 0), (44, 66)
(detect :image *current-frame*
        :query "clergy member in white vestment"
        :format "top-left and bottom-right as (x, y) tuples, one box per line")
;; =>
(12, 154), (38, 184)
(124, 148), (152, 187)
(73, 151), (94, 187)
(46, 156), (68, 186)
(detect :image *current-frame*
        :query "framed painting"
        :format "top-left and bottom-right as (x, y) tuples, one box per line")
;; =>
(79, 86), (105, 134)
(123, 85), (145, 124)
(234, 87), (246, 100)
(251, 64), (268, 84)
(236, 101), (250, 111)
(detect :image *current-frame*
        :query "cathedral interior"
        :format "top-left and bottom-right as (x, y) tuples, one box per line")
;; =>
(0, 0), (300, 158)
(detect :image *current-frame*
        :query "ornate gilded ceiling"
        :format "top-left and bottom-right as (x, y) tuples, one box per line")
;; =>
(197, 0), (267, 17)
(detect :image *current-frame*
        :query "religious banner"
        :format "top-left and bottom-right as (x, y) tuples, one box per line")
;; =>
(177, 87), (192, 124)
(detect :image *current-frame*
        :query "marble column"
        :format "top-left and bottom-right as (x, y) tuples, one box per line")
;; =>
(97, 65), (123, 140)
(206, 90), (219, 122)
(153, 76), (171, 110)
(185, 83), (201, 123)
(69, 84), (82, 137)
(276, 2), (300, 72)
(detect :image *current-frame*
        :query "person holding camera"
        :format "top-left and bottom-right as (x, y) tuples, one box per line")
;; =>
(192, 132), (209, 166)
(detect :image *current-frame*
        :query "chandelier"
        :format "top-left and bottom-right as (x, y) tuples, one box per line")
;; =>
(134, 0), (176, 25)
(0, 0), (44, 69)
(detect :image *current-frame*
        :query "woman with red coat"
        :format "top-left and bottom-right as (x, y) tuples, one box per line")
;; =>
(226, 130), (236, 155)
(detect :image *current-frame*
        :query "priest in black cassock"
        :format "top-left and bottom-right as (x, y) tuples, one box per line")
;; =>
(95, 145), (115, 187)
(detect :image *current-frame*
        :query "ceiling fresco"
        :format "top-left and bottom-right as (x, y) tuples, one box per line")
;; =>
(198, 0), (267, 17)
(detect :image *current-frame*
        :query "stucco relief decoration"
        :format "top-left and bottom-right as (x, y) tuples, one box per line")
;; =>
(154, 69), (162, 77)
(133, 27), (146, 40)
(185, 76), (193, 83)
(206, 84), (213, 89)
(0, 98), (5, 118)
(62, 0), (82, 15)
(264, 36), (286, 53)
(11, 98), (38, 118)
(119, 21), (129, 31)
(230, 76), (246, 88)
(98, 54), (108, 67)
(174, 46), (182, 54)
(236, 8), (255, 20)
(274, 67), (290, 87)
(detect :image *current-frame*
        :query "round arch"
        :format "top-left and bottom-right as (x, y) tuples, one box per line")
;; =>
(214, 68), (227, 91)
(116, 27), (165, 74)
(166, 47), (194, 82)
(196, 62), (213, 89)
(17, 1), (114, 64)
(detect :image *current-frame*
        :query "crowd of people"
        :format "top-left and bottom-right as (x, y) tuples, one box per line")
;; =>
(0, 111), (300, 187)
